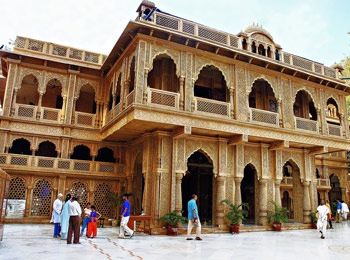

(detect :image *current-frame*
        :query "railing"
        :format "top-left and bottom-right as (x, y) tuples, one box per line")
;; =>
(14, 104), (37, 120)
(250, 108), (279, 126)
(0, 153), (125, 175)
(194, 97), (230, 117)
(106, 103), (122, 124)
(281, 177), (293, 185)
(295, 117), (318, 132)
(328, 124), (342, 137)
(40, 107), (61, 122)
(126, 90), (135, 107)
(317, 179), (330, 187)
(74, 111), (96, 127)
(15, 36), (107, 65)
(147, 88), (180, 109)
(143, 11), (338, 79)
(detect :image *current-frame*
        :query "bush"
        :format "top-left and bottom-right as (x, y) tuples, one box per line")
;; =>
(221, 200), (249, 225)
(160, 211), (187, 227)
(268, 200), (289, 224)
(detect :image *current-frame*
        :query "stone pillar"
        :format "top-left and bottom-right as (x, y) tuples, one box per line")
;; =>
(95, 101), (100, 128)
(303, 181), (311, 223)
(61, 96), (67, 122)
(277, 99), (282, 127)
(179, 76), (185, 110)
(71, 98), (77, 124)
(274, 179), (282, 207)
(11, 89), (18, 116)
(234, 177), (242, 206)
(258, 178), (268, 225)
(216, 176), (226, 226)
(154, 171), (161, 222)
(191, 79), (195, 112)
(99, 103), (105, 128)
(36, 92), (43, 119)
(317, 108), (322, 134)
(340, 113), (346, 137)
(25, 186), (33, 217)
(229, 88), (234, 119)
(143, 69), (149, 103)
(175, 172), (184, 214)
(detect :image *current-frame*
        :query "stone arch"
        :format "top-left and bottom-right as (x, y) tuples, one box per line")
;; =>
(35, 140), (57, 158)
(17, 74), (40, 105)
(95, 147), (116, 163)
(293, 87), (316, 106)
(248, 76), (277, 97)
(9, 138), (32, 155)
(75, 78), (98, 99)
(325, 95), (340, 110)
(44, 73), (67, 95)
(18, 68), (42, 91)
(186, 148), (216, 176)
(70, 144), (92, 161)
(293, 88), (317, 120)
(194, 63), (229, 89)
(149, 52), (181, 78)
(75, 83), (96, 114)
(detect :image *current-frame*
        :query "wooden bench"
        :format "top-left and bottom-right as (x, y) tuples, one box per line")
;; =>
(127, 216), (151, 235)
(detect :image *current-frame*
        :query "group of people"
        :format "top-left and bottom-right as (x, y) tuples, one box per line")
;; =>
(316, 199), (349, 239)
(50, 193), (135, 243)
(50, 193), (101, 244)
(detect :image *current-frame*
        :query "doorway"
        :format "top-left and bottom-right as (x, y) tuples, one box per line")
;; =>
(182, 151), (213, 225)
(241, 164), (257, 224)
(133, 153), (144, 215)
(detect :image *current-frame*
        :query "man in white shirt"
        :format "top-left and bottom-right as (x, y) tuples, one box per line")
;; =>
(341, 201), (349, 221)
(317, 199), (330, 239)
(67, 196), (82, 244)
(50, 193), (63, 238)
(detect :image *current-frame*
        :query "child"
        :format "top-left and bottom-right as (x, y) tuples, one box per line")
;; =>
(87, 206), (102, 238)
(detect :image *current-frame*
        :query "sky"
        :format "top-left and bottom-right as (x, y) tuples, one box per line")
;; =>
(1, 0), (350, 66)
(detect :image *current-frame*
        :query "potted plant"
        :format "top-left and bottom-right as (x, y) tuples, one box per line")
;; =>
(106, 192), (123, 226)
(221, 200), (248, 234)
(268, 200), (289, 231)
(309, 211), (318, 229)
(160, 210), (187, 236)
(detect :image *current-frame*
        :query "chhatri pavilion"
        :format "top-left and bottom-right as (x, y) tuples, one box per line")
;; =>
(0, 1), (349, 231)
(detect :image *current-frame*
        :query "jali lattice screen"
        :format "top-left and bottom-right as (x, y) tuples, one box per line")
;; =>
(8, 177), (26, 200)
(31, 179), (52, 216)
(69, 182), (88, 208)
(94, 183), (112, 217)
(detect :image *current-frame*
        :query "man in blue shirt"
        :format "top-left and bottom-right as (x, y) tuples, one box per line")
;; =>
(336, 199), (342, 223)
(187, 194), (202, 241)
(118, 193), (134, 239)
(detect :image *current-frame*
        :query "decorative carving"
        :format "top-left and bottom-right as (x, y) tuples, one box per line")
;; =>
(18, 67), (43, 90)
(148, 44), (181, 77)
(75, 77), (99, 99)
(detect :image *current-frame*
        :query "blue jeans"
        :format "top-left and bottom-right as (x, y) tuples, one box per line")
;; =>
(81, 217), (89, 236)
(54, 223), (61, 237)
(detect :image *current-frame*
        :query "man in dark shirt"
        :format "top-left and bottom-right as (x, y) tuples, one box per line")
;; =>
(118, 193), (134, 239)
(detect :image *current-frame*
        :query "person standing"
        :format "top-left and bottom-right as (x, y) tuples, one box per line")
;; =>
(60, 194), (72, 240)
(187, 194), (202, 241)
(325, 200), (333, 229)
(341, 201), (349, 221)
(50, 193), (63, 238)
(118, 194), (134, 239)
(336, 199), (342, 223)
(87, 206), (101, 238)
(81, 202), (91, 237)
(67, 196), (82, 244)
(317, 200), (330, 239)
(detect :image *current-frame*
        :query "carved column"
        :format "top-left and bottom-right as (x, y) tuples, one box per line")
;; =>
(25, 186), (33, 217)
(143, 69), (149, 103)
(303, 181), (311, 223)
(317, 108), (322, 134)
(274, 179), (282, 207)
(124, 80), (130, 109)
(179, 76), (185, 110)
(191, 79), (195, 112)
(258, 178), (268, 225)
(95, 101), (100, 128)
(154, 171), (161, 223)
(112, 93), (116, 108)
(71, 97), (77, 124)
(175, 173), (184, 214)
(36, 92), (43, 119)
(216, 176), (226, 226)
(11, 89), (18, 116)
(340, 113), (345, 137)
(61, 96), (67, 122)
(277, 99), (282, 127)
(100, 102), (105, 128)
(229, 88), (234, 119)
(234, 177), (242, 224)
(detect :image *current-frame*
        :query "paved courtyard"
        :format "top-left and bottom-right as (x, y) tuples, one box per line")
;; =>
(1, 222), (350, 260)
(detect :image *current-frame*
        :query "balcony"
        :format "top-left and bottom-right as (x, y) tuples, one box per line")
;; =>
(126, 90), (135, 108)
(14, 104), (62, 123)
(328, 124), (342, 137)
(316, 179), (330, 189)
(281, 177), (293, 186)
(294, 117), (318, 132)
(74, 112), (96, 128)
(0, 153), (125, 176)
(147, 88), (180, 109)
(194, 97), (230, 118)
(250, 108), (279, 126)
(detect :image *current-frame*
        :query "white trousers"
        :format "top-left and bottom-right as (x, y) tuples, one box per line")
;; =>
(317, 219), (327, 237)
(187, 219), (201, 238)
(342, 212), (348, 220)
(119, 216), (134, 237)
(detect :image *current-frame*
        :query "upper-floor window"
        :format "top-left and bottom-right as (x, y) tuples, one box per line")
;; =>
(43, 79), (63, 109)
(76, 84), (96, 114)
(252, 42), (257, 54)
(147, 54), (179, 93)
(17, 74), (39, 106)
(258, 44), (266, 56)
(194, 65), (227, 102)
(242, 39), (248, 50)
(293, 90), (317, 121)
(249, 79), (277, 112)
(326, 98), (340, 125)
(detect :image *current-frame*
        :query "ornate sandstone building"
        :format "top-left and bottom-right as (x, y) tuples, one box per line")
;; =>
(0, 1), (349, 229)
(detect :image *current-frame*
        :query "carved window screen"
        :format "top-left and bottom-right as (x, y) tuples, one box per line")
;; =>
(94, 183), (112, 217)
(69, 182), (88, 209)
(31, 179), (52, 217)
(8, 177), (26, 200)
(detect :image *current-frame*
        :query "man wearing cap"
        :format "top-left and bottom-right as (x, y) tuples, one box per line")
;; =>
(51, 193), (63, 238)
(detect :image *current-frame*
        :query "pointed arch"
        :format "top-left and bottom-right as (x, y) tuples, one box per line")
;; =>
(149, 52), (180, 78)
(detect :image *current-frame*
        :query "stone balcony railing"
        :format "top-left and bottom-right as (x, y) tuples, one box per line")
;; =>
(14, 104), (61, 123)
(328, 124), (342, 137)
(0, 153), (125, 175)
(250, 108), (279, 126)
(143, 11), (338, 79)
(194, 97), (231, 118)
(14, 36), (107, 66)
(281, 177), (293, 185)
(294, 117), (318, 133)
(147, 88), (180, 109)
(316, 179), (330, 188)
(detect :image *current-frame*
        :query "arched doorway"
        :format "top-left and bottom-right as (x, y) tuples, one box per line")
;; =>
(248, 79), (277, 112)
(329, 174), (341, 202)
(133, 153), (144, 215)
(282, 191), (293, 219)
(182, 151), (213, 225)
(9, 138), (32, 155)
(35, 141), (57, 158)
(241, 164), (257, 224)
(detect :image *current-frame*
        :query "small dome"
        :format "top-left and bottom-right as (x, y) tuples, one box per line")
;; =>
(244, 24), (273, 41)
